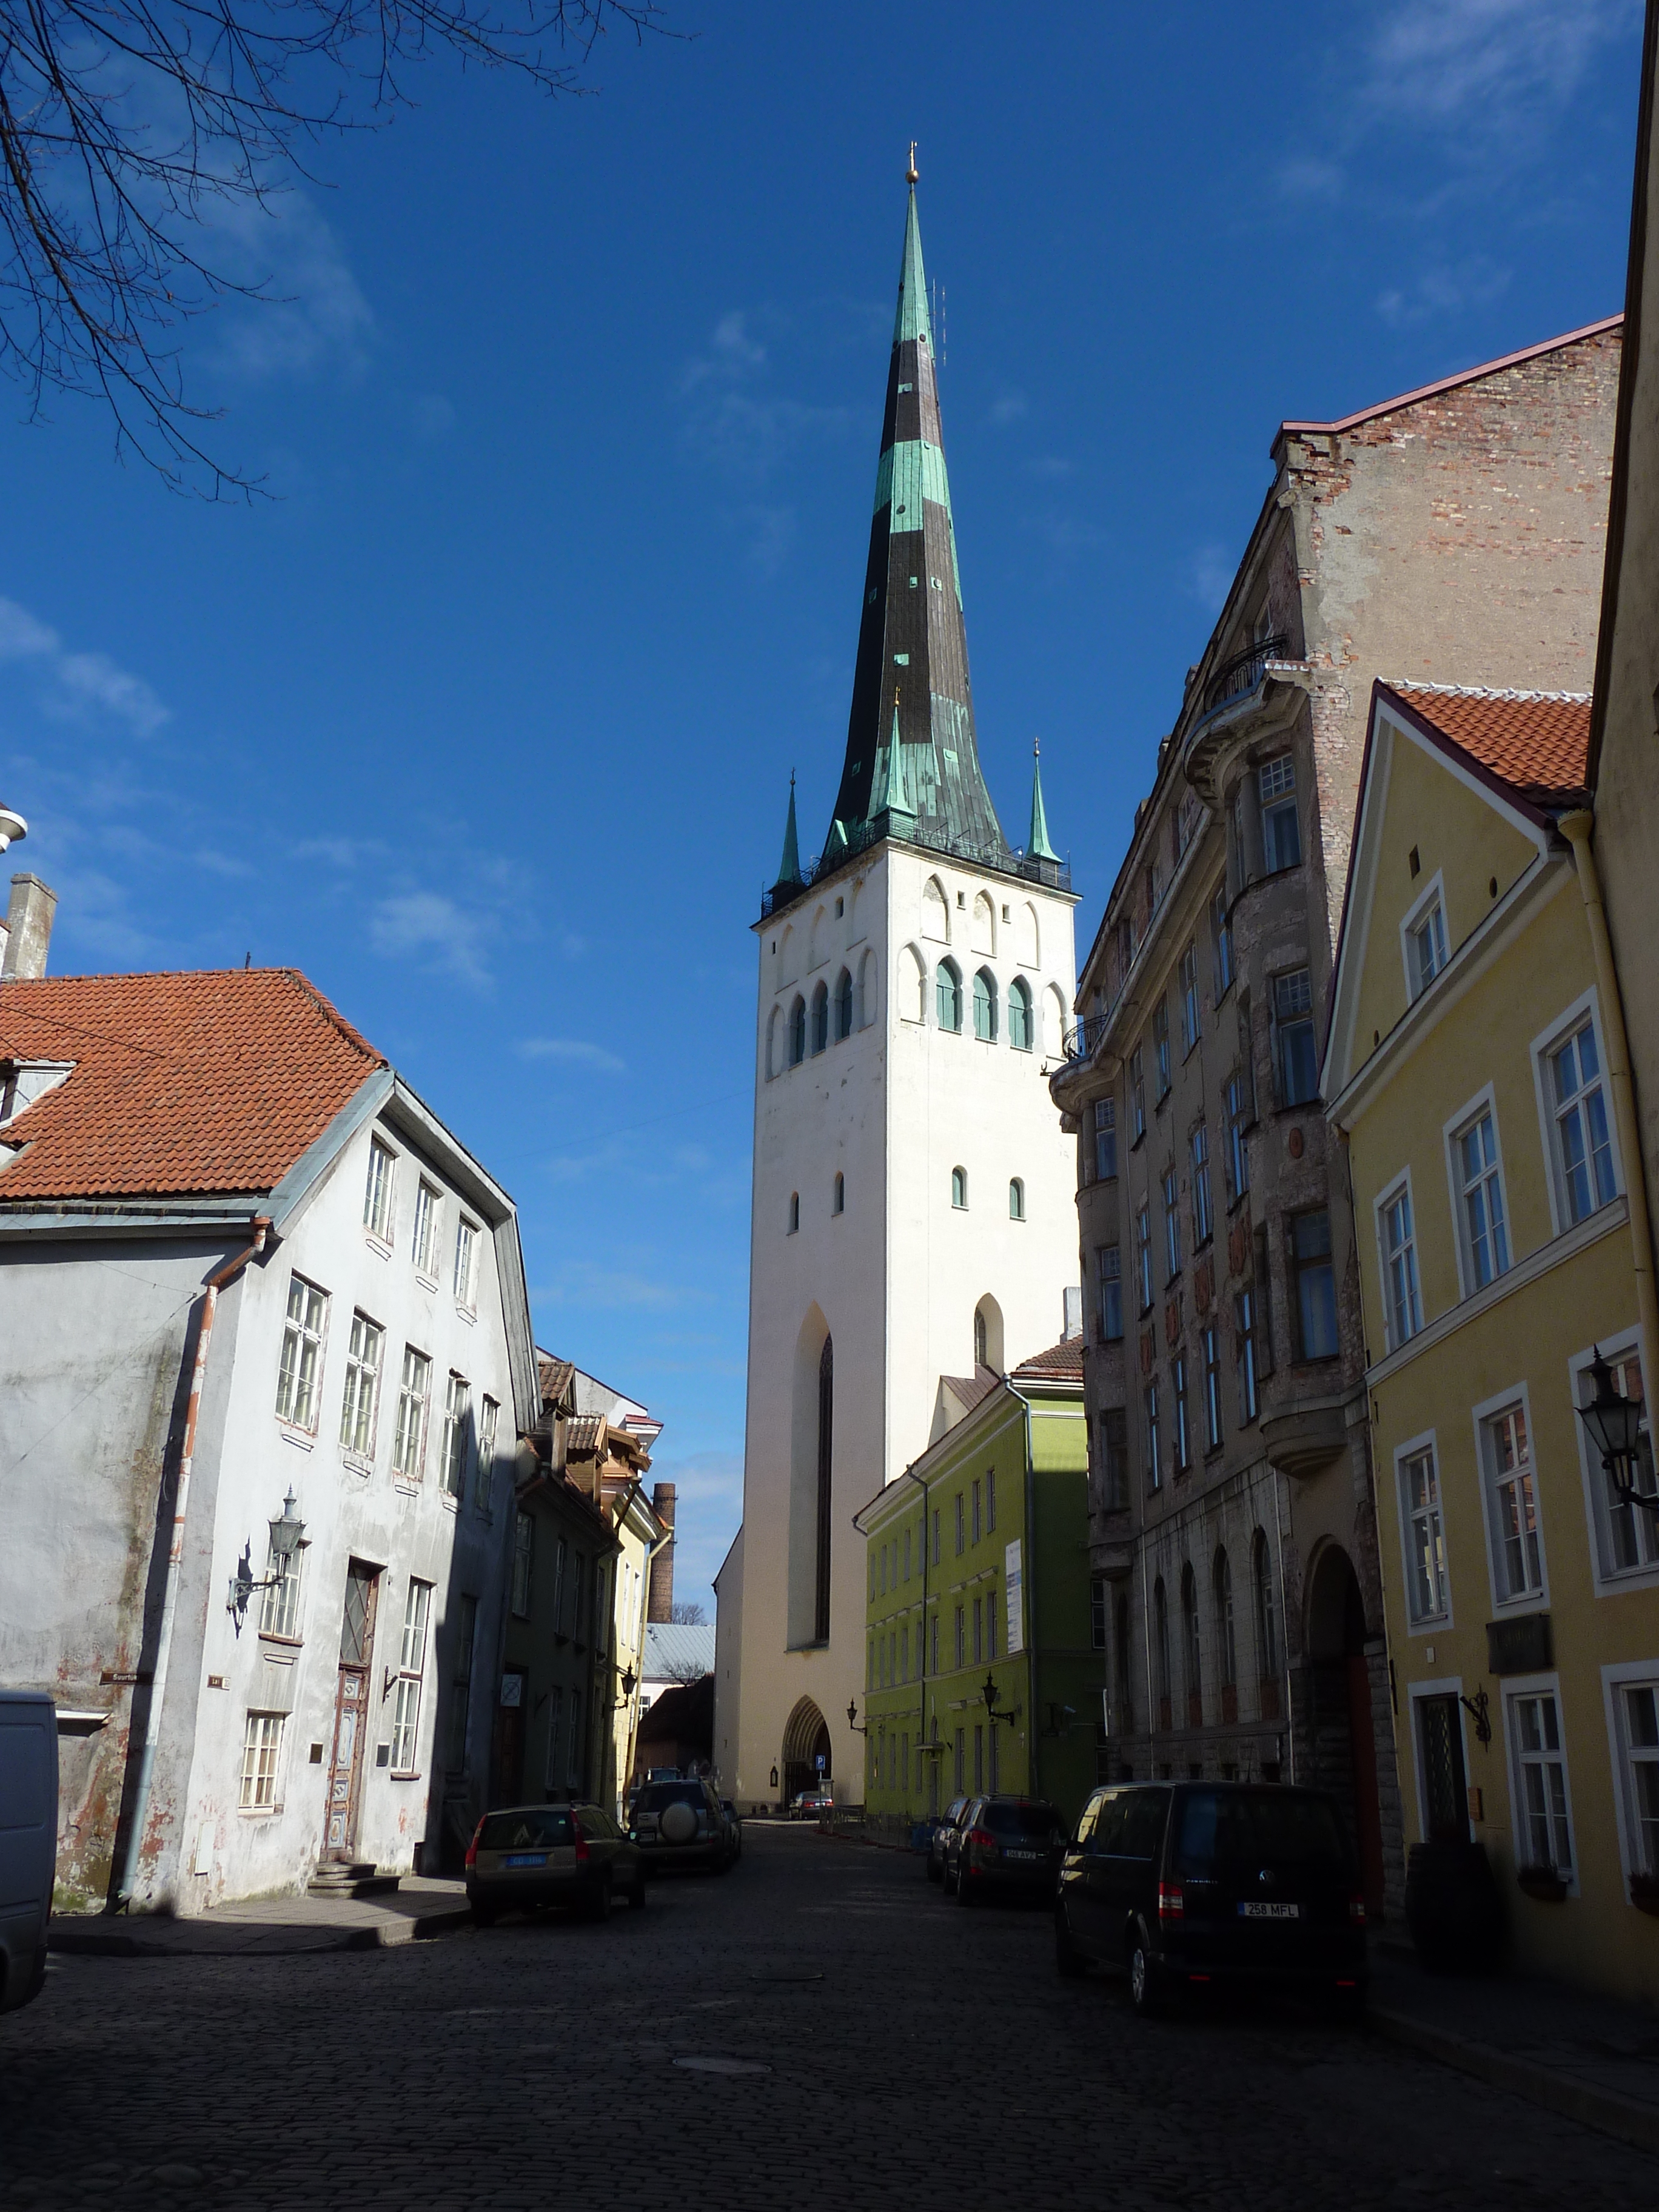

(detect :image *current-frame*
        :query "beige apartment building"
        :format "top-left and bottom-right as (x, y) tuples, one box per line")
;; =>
(1050, 321), (1620, 1914)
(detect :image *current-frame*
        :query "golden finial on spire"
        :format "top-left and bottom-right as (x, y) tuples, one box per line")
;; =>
(1033, 737), (1041, 759)
(906, 141), (919, 186)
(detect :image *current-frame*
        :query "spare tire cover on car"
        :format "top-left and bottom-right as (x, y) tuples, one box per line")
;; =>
(660, 1800), (699, 1844)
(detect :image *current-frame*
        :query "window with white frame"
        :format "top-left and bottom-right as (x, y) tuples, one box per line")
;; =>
(1130, 1048), (1147, 1142)
(1153, 997), (1171, 1098)
(1399, 1444), (1449, 1624)
(258, 1535), (305, 1640)
(363, 1136), (396, 1241)
(1259, 754), (1301, 871)
(1202, 1324), (1222, 1451)
(1483, 1402), (1544, 1603)
(475, 1395), (499, 1514)
(454, 1217), (478, 1307)
(1508, 1686), (1573, 1874)
(275, 1275), (328, 1432)
(1225, 1071), (1251, 1202)
(1145, 1379), (1162, 1491)
(412, 1180), (441, 1278)
(1093, 1098), (1118, 1182)
(1407, 893), (1449, 999)
(392, 1346), (432, 1481)
(1163, 1167), (1182, 1278)
(1612, 1676), (1659, 1877)
(1136, 1203), (1153, 1311)
(339, 1312), (383, 1458)
(441, 1373), (471, 1499)
(1290, 1208), (1339, 1360)
(1453, 1106), (1510, 1290)
(1547, 1013), (1618, 1225)
(1236, 1289), (1259, 1424)
(1096, 1244), (1122, 1344)
(1171, 1353), (1191, 1472)
(390, 1579), (432, 1773)
(1381, 1183), (1423, 1349)
(1577, 1344), (1659, 1577)
(239, 1711), (284, 1811)
(1179, 943), (1200, 1054)
(1191, 1122), (1213, 1247)
(1273, 968), (1318, 1107)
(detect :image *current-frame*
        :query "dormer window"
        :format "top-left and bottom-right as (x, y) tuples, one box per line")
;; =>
(0, 1059), (75, 1129)
(1409, 899), (1448, 998)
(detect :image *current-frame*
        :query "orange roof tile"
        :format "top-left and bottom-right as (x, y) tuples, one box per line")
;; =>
(0, 968), (383, 1202)
(1011, 1336), (1085, 1382)
(1385, 684), (1593, 808)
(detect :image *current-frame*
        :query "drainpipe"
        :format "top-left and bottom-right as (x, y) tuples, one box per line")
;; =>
(1558, 813), (1659, 1372)
(899, 1464), (930, 1818)
(116, 1218), (270, 1909)
(1005, 1386), (1041, 1803)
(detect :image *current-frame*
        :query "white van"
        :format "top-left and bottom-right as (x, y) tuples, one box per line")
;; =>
(0, 1692), (58, 2011)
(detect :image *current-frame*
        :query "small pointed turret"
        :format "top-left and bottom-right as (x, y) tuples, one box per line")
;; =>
(776, 776), (803, 888)
(1027, 740), (1059, 864)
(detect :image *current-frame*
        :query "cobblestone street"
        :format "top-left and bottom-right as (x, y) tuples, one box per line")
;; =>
(6, 1826), (1656, 2211)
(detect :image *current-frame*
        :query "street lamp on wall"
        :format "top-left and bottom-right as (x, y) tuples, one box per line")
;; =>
(226, 1490), (306, 1634)
(1576, 1346), (1657, 1517)
(982, 1674), (1017, 1728)
(846, 1700), (868, 1735)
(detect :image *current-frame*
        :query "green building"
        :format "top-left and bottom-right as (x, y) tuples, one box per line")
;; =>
(852, 1339), (1098, 1837)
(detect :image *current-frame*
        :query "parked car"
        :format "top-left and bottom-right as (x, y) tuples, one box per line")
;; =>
(0, 1692), (56, 2013)
(789, 1789), (833, 1822)
(1054, 1781), (1367, 2016)
(720, 1800), (743, 1861)
(629, 1777), (734, 1872)
(953, 1797), (1064, 1905)
(928, 1796), (973, 1884)
(940, 1795), (987, 1892)
(466, 1802), (643, 1924)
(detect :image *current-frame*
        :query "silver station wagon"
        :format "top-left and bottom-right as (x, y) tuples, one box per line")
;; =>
(466, 1802), (645, 1923)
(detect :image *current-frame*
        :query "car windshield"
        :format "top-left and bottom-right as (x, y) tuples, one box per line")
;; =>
(478, 1810), (572, 1851)
(1171, 1790), (1349, 1879)
(637, 1783), (705, 1814)
(982, 1801), (1060, 1838)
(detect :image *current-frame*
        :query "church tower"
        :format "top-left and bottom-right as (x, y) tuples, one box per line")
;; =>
(717, 165), (1080, 1811)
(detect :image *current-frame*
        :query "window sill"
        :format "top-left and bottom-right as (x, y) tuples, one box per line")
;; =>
(278, 1425), (317, 1452)
(390, 1771), (421, 1783)
(394, 1477), (420, 1496)
(440, 1492), (459, 1513)
(455, 1304), (477, 1326)
(415, 1270), (440, 1294)
(364, 1233), (394, 1261)
(239, 1804), (283, 1819)
(341, 1450), (374, 1478)
(258, 1632), (304, 1652)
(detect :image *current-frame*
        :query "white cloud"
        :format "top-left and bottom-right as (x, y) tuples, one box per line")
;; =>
(531, 1264), (712, 1311)
(678, 309), (851, 479)
(1376, 256), (1512, 326)
(1366, 0), (1634, 121)
(370, 891), (492, 987)
(0, 600), (59, 660)
(0, 595), (169, 736)
(517, 1036), (626, 1073)
(987, 392), (1028, 426)
(1277, 156), (1345, 204)
(293, 834), (386, 868)
(1189, 542), (1235, 614)
(1026, 455), (1073, 481)
(211, 191), (374, 381)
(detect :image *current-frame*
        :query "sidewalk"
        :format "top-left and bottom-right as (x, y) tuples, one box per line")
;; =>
(48, 1875), (474, 1959)
(1368, 1936), (1659, 2156)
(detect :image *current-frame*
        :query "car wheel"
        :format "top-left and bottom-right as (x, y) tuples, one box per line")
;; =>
(1055, 1905), (1088, 1980)
(1128, 1928), (1163, 2019)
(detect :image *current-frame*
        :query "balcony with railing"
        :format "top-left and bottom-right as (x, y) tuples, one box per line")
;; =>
(1183, 632), (1302, 802)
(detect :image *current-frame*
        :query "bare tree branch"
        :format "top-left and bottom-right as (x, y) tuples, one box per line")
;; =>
(0, 0), (665, 494)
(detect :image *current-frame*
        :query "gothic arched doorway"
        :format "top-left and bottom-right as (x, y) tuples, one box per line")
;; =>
(1305, 1544), (1386, 1914)
(782, 1695), (832, 1809)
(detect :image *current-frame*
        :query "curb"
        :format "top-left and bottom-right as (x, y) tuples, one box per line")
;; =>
(1370, 2004), (1659, 2158)
(48, 1905), (474, 1960)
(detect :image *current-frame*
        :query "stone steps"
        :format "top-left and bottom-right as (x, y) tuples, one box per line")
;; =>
(307, 1861), (401, 1900)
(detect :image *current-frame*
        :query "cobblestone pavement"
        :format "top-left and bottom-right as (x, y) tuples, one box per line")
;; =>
(5, 1825), (1655, 2211)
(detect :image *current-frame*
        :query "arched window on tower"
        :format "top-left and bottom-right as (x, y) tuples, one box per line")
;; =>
(1008, 1176), (1025, 1221)
(766, 1004), (783, 1079)
(973, 967), (998, 1042)
(834, 967), (853, 1041)
(833, 1171), (845, 1216)
(810, 980), (829, 1055)
(974, 1305), (988, 1366)
(937, 959), (962, 1033)
(1008, 977), (1034, 1053)
(789, 996), (806, 1067)
(951, 1165), (968, 1210)
(859, 947), (878, 1028)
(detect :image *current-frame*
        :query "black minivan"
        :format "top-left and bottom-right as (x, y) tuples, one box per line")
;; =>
(1054, 1781), (1367, 2016)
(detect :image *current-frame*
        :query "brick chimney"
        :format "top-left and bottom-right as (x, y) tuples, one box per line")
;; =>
(647, 1482), (676, 1622)
(1, 874), (56, 982)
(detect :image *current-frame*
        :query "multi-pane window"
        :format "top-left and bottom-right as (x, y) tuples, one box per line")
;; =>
(1550, 1017), (1617, 1224)
(1101, 1408), (1128, 1509)
(1383, 1185), (1423, 1347)
(447, 1593), (477, 1772)
(454, 1218), (478, 1307)
(1580, 1348), (1659, 1574)
(363, 1136), (396, 1241)
(1408, 899), (1448, 997)
(1136, 1205), (1153, 1312)
(239, 1712), (284, 1811)
(930, 1614), (939, 1673)
(972, 1595), (984, 1664)
(987, 1468), (997, 1532)
(390, 1579), (432, 1773)
(1225, 1073), (1251, 1202)
(392, 1346), (432, 1480)
(1273, 969), (1318, 1107)
(1179, 944), (1200, 1054)
(1171, 1353), (1191, 1472)
(1163, 1169), (1182, 1278)
(1202, 1326), (1222, 1452)
(1484, 1404), (1543, 1602)
(1096, 1244), (1122, 1342)
(1615, 1681), (1659, 1875)
(972, 969), (997, 1042)
(1191, 1124), (1213, 1247)
(1401, 1447), (1449, 1623)
(1211, 884), (1233, 1000)
(1509, 1690), (1573, 1873)
(937, 960), (962, 1033)
(412, 1181), (441, 1278)
(1253, 1535), (1279, 1680)
(339, 1312), (383, 1458)
(1259, 754), (1301, 871)
(1090, 1577), (1108, 1651)
(951, 1166), (968, 1210)
(954, 1606), (965, 1666)
(1456, 1110), (1510, 1289)
(1236, 1290), (1259, 1424)
(1153, 999), (1171, 1098)
(275, 1275), (328, 1432)
(1008, 977), (1033, 1050)
(441, 1373), (471, 1499)
(1094, 1098), (1118, 1182)
(1130, 1048), (1147, 1142)
(971, 1478), (982, 1544)
(1145, 1380), (1162, 1492)
(954, 1492), (965, 1555)
(1008, 1177), (1025, 1221)
(512, 1511), (534, 1617)
(259, 1535), (304, 1640)
(1290, 1209), (1338, 1359)
(475, 1395), (499, 1514)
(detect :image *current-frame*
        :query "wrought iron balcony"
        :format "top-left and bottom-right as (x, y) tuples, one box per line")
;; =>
(1201, 634), (1290, 719)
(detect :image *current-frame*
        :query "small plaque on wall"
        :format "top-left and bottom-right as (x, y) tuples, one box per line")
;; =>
(1486, 1613), (1553, 1676)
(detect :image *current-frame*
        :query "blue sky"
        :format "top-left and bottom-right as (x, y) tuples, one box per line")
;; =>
(0, 0), (1644, 1603)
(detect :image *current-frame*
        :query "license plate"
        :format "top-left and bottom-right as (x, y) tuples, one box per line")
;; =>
(1007, 1850), (1042, 1862)
(504, 1853), (548, 1869)
(1239, 1901), (1299, 1919)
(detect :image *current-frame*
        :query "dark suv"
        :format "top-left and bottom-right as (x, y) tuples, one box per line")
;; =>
(928, 1796), (973, 1884)
(628, 1777), (733, 1872)
(1054, 1781), (1367, 2015)
(954, 1797), (1064, 1904)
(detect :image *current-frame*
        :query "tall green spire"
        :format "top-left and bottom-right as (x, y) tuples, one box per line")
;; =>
(776, 776), (803, 887)
(1027, 741), (1058, 864)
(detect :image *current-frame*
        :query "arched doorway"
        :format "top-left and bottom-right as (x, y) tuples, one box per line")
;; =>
(1305, 1545), (1386, 1914)
(782, 1695), (832, 1808)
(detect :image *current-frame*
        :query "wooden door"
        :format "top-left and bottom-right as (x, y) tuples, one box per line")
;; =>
(494, 1669), (527, 1807)
(1417, 1693), (1469, 1843)
(324, 1563), (380, 1859)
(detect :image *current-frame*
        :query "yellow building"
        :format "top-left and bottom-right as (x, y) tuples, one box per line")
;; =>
(1324, 682), (1659, 2003)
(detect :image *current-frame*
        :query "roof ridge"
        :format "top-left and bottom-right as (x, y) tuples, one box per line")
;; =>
(1390, 681), (1594, 704)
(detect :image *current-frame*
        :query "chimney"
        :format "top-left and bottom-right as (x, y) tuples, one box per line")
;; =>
(1062, 1285), (1083, 1341)
(647, 1482), (676, 1622)
(1, 875), (56, 982)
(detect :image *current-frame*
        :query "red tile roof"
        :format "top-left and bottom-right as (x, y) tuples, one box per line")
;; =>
(1385, 683), (1593, 808)
(942, 1364), (1003, 1418)
(0, 968), (383, 1201)
(1011, 1336), (1085, 1382)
